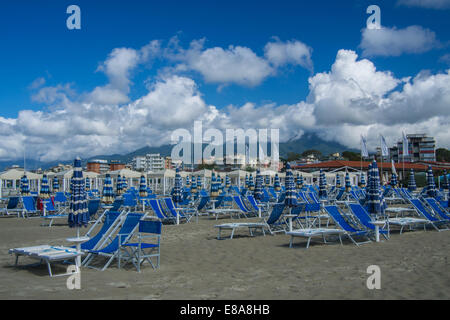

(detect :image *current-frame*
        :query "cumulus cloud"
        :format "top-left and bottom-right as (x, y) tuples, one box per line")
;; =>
(360, 25), (440, 57)
(264, 39), (314, 72)
(1, 42), (450, 162)
(397, 0), (450, 9)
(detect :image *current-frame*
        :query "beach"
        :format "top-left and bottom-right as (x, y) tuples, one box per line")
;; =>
(0, 215), (448, 300)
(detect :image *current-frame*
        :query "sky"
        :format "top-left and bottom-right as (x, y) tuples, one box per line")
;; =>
(0, 0), (449, 162)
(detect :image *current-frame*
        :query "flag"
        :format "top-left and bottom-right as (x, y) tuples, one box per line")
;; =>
(361, 135), (369, 158)
(402, 132), (409, 156)
(380, 135), (389, 157)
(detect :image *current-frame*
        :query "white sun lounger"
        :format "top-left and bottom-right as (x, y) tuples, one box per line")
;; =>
(385, 217), (429, 234)
(286, 228), (346, 249)
(9, 245), (83, 277)
(214, 223), (267, 239)
(207, 208), (241, 220)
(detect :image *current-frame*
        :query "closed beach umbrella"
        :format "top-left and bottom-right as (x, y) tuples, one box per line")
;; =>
(185, 176), (191, 188)
(52, 176), (59, 192)
(190, 176), (198, 194)
(20, 175), (30, 196)
(68, 157), (89, 230)
(360, 172), (366, 188)
(274, 174), (281, 192)
(284, 163), (297, 208)
(85, 177), (91, 191)
(248, 174), (255, 191)
(218, 176), (225, 193)
(139, 175), (148, 198)
(318, 169), (327, 200)
(225, 175), (231, 189)
(425, 165), (437, 198)
(210, 172), (219, 197)
(244, 174), (249, 189)
(265, 175), (270, 188)
(197, 175), (202, 191)
(122, 177), (128, 191)
(345, 172), (351, 192)
(442, 170), (449, 190)
(390, 173), (398, 188)
(102, 173), (114, 203)
(172, 167), (182, 204)
(367, 160), (384, 216)
(116, 175), (123, 195)
(408, 169), (417, 192)
(40, 174), (50, 199)
(336, 174), (341, 188)
(296, 173), (304, 190)
(254, 169), (263, 200)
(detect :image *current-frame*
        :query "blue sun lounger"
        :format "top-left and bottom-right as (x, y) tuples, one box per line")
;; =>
(148, 199), (176, 224)
(409, 199), (449, 231)
(424, 198), (450, 221)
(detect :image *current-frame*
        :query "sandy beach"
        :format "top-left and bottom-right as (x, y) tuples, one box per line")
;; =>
(0, 214), (448, 300)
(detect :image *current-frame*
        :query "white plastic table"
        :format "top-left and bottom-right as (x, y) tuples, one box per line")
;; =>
(371, 221), (387, 242)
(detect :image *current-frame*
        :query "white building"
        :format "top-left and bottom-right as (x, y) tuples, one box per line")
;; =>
(132, 153), (166, 172)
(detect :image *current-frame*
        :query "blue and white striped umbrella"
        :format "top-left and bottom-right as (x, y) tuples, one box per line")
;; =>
(274, 174), (281, 192)
(442, 170), (449, 190)
(102, 173), (114, 203)
(360, 172), (366, 188)
(139, 175), (148, 198)
(425, 165), (437, 198)
(264, 175), (270, 187)
(20, 175), (30, 196)
(248, 174), (255, 191)
(408, 169), (417, 192)
(116, 175), (123, 195)
(318, 169), (328, 200)
(52, 176), (60, 192)
(172, 167), (183, 204)
(68, 157), (89, 228)
(218, 176), (225, 193)
(296, 173), (304, 190)
(366, 160), (385, 216)
(197, 176), (203, 190)
(336, 173), (341, 188)
(40, 174), (50, 199)
(390, 173), (398, 188)
(284, 163), (298, 207)
(190, 176), (198, 194)
(225, 175), (231, 189)
(122, 177), (128, 191)
(210, 172), (219, 197)
(244, 174), (249, 189)
(254, 169), (263, 200)
(345, 172), (352, 192)
(185, 176), (191, 188)
(85, 177), (91, 191)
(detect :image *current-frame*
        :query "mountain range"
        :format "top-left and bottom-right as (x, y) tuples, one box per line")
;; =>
(0, 134), (356, 171)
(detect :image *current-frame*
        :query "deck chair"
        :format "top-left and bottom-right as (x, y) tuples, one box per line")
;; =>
(21, 196), (40, 218)
(214, 203), (286, 240)
(118, 220), (162, 272)
(148, 199), (176, 224)
(41, 200), (69, 227)
(347, 203), (390, 240)
(409, 199), (449, 231)
(0, 196), (21, 216)
(163, 197), (194, 223)
(83, 213), (146, 271)
(246, 195), (267, 216)
(424, 198), (450, 221)
(232, 195), (254, 218)
(324, 205), (372, 246)
(87, 199), (101, 220)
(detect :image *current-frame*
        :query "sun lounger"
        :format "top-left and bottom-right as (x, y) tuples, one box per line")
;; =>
(424, 198), (450, 221)
(148, 199), (177, 224)
(286, 228), (346, 249)
(9, 245), (83, 277)
(409, 199), (449, 231)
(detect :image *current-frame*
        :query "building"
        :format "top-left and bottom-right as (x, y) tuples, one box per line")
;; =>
(87, 159), (110, 174)
(109, 160), (126, 172)
(132, 156), (147, 171)
(390, 134), (436, 163)
(131, 153), (166, 172)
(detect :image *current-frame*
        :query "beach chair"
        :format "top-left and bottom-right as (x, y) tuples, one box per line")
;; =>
(214, 203), (286, 240)
(232, 195), (254, 218)
(324, 205), (372, 246)
(148, 199), (176, 224)
(409, 199), (449, 231)
(347, 203), (390, 240)
(41, 200), (69, 227)
(83, 213), (146, 271)
(162, 197), (194, 223)
(0, 196), (21, 216)
(424, 198), (450, 221)
(20, 196), (40, 218)
(118, 220), (162, 272)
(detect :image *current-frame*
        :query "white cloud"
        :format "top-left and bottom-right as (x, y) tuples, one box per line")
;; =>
(264, 39), (313, 72)
(360, 25), (439, 57)
(397, 0), (450, 9)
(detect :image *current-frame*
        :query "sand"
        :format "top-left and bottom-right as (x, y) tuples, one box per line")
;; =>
(0, 213), (448, 300)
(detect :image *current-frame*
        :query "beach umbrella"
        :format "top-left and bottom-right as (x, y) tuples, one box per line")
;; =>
(139, 175), (148, 198)
(366, 160), (384, 216)
(122, 177), (128, 191)
(172, 167), (183, 204)
(185, 176), (191, 188)
(264, 175), (270, 188)
(284, 163), (298, 208)
(390, 173), (398, 188)
(408, 169), (417, 192)
(274, 174), (281, 192)
(296, 173), (304, 190)
(360, 172), (366, 188)
(345, 172), (351, 192)
(70, 177), (74, 193)
(85, 177), (91, 191)
(40, 174), (50, 199)
(218, 176), (225, 193)
(254, 169), (263, 201)
(210, 172), (219, 198)
(197, 175), (203, 191)
(248, 174), (255, 191)
(190, 176), (198, 194)
(20, 175), (30, 196)
(116, 175), (123, 195)
(442, 170), (449, 190)
(68, 157), (89, 230)
(225, 175), (231, 189)
(102, 173), (114, 203)
(336, 173), (341, 188)
(318, 169), (327, 200)
(425, 165), (437, 198)
(244, 174), (249, 189)
(52, 176), (60, 192)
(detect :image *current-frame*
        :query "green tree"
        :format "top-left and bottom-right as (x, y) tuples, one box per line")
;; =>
(301, 149), (322, 158)
(436, 148), (450, 162)
(342, 151), (360, 161)
(287, 152), (301, 162)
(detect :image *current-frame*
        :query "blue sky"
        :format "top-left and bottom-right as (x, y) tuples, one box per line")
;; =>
(0, 0), (449, 161)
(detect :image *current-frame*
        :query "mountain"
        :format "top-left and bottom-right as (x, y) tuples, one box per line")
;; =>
(0, 134), (355, 171)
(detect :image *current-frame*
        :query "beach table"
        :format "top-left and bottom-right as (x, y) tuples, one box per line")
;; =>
(370, 220), (388, 242)
(284, 214), (297, 232)
(9, 245), (84, 277)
